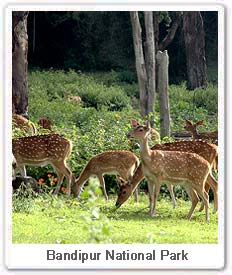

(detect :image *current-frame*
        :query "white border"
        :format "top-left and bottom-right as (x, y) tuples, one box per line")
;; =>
(3, 3), (225, 271)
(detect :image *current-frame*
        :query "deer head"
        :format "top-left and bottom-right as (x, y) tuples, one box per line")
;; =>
(38, 117), (52, 130)
(184, 119), (203, 133)
(13, 113), (37, 135)
(128, 120), (151, 140)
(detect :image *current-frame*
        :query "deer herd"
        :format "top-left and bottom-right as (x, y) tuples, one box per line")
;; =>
(12, 114), (218, 223)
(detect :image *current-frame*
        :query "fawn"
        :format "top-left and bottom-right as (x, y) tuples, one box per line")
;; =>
(13, 113), (37, 135)
(73, 150), (140, 201)
(119, 119), (218, 223)
(12, 134), (74, 196)
(184, 120), (218, 145)
(38, 117), (53, 130)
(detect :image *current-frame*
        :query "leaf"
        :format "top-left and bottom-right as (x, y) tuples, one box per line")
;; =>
(92, 210), (99, 219)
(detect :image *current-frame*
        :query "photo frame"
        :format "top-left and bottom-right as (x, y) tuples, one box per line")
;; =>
(2, 1), (225, 271)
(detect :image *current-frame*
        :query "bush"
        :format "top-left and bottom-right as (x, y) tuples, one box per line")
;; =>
(29, 70), (131, 113)
(168, 82), (218, 132)
(23, 70), (218, 199)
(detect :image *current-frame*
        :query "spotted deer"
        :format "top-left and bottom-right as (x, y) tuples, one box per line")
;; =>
(116, 139), (218, 213)
(118, 120), (218, 223)
(73, 150), (140, 201)
(184, 120), (218, 145)
(64, 92), (82, 104)
(13, 113), (37, 135)
(38, 117), (53, 131)
(12, 134), (74, 196)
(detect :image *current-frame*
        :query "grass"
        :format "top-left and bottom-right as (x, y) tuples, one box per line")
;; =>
(12, 193), (218, 244)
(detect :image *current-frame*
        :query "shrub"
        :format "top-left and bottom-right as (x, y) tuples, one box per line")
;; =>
(23, 70), (218, 199)
(168, 82), (218, 132)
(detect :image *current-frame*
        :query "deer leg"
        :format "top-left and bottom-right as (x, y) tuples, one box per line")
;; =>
(127, 172), (139, 203)
(53, 161), (72, 197)
(53, 169), (64, 195)
(62, 164), (73, 197)
(153, 179), (161, 217)
(194, 184), (210, 223)
(18, 165), (27, 177)
(184, 186), (199, 220)
(203, 191), (210, 223)
(133, 188), (139, 203)
(199, 182), (210, 212)
(166, 183), (176, 209)
(98, 175), (108, 201)
(207, 173), (218, 213)
(124, 168), (139, 203)
(214, 155), (218, 173)
(147, 179), (155, 217)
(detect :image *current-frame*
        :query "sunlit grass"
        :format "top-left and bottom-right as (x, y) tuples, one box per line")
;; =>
(12, 194), (218, 244)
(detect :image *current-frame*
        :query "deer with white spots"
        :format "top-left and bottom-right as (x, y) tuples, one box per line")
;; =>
(121, 119), (218, 223)
(12, 134), (74, 196)
(13, 113), (37, 135)
(184, 120), (218, 145)
(73, 150), (140, 201)
(38, 117), (53, 131)
(116, 139), (218, 213)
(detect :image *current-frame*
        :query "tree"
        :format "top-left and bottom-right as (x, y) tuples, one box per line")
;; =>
(12, 11), (29, 114)
(156, 50), (170, 138)
(154, 11), (182, 52)
(183, 11), (207, 90)
(144, 12), (156, 119)
(130, 11), (156, 120)
(153, 12), (180, 137)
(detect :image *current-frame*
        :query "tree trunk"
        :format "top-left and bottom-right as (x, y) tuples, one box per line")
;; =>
(130, 12), (148, 117)
(156, 50), (170, 138)
(12, 11), (29, 114)
(144, 12), (156, 119)
(130, 12), (156, 120)
(153, 13), (159, 52)
(183, 11), (207, 90)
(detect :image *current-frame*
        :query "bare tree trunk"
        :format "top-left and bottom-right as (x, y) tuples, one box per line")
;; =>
(12, 11), (29, 114)
(157, 50), (170, 138)
(130, 12), (156, 120)
(130, 12), (148, 117)
(183, 11), (207, 90)
(144, 12), (156, 118)
(153, 13), (159, 52)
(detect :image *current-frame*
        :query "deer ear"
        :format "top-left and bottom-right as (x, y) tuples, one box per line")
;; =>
(185, 119), (192, 126)
(131, 119), (139, 128)
(116, 176), (127, 186)
(196, 120), (204, 126)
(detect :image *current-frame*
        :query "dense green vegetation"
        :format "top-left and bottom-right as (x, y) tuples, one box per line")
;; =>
(13, 69), (217, 195)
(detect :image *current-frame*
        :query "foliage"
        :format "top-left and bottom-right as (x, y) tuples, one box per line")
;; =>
(29, 69), (131, 114)
(167, 82), (218, 133)
(27, 11), (218, 85)
(22, 69), (218, 195)
(28, 11), (134, 71)
(78, 178), (112, 243)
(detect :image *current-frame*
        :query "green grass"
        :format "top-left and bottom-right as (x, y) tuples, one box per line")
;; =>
(12, 194), (218, 244)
